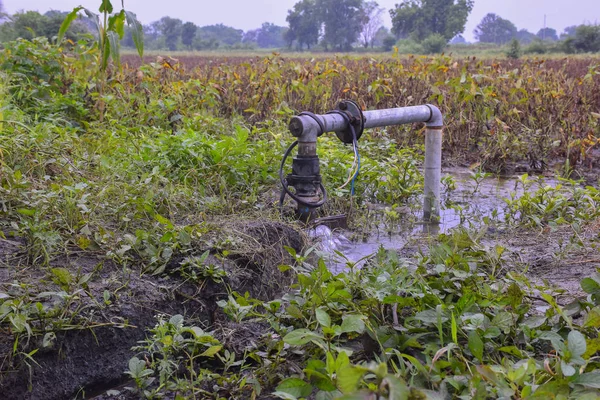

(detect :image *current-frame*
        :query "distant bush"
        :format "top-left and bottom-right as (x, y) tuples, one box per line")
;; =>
(421, 34), (447, 54)
(382, 35), (396, 51)
(506, 38), (521, 59)
(395, 39), (424, 54)
(524, 39), (548, 54)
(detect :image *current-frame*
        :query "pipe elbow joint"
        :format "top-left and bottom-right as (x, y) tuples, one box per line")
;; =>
(425, 104), (443, 128)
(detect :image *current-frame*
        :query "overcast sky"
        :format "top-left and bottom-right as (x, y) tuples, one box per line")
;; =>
(4, 0), (599, 42)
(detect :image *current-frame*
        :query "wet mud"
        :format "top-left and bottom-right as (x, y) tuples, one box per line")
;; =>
(0, 221), (305, 400)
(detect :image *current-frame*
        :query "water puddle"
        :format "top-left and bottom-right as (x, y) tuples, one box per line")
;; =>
(310, 168), (559, 272)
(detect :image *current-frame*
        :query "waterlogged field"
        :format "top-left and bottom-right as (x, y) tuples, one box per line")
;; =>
(0, 38), (600, 399)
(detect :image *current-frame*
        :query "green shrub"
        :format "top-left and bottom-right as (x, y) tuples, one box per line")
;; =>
(506, 38), (521, 59)
(395, 38), (424, 54)
(421, 34), (448, 54)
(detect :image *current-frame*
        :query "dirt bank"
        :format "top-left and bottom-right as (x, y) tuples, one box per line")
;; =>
(0, 221), (305, 400)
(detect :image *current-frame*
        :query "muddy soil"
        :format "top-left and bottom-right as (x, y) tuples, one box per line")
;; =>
(0, 221), (305, 400)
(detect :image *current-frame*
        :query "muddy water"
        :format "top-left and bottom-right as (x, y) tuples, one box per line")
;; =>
(310, 168), (559, 273)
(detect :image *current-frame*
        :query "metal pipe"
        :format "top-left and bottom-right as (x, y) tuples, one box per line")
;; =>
(287, 104), (444, 222)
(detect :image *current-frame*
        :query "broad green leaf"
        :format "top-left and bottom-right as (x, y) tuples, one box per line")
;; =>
(414, 309), (448, 325)
(382, 375), (410, 399)
(491, 312), (513, 333)
(108, 11), (126, 38)
(125, 10), (144, 58)
(561, 360), (576, 377)
(316, 308), (331, 328)
(286, 304), (303, 319)
(154, 214), (174, 228)
(200, 345), (222, 357)
(169, 314), (184, 327)
(101, 33), (110, 71)
(284, 329), (322, 346)
(581, 278), (600, 295)
(58, 7), (83, 43)
(335, 351), (350, 372)
(498, 346), (524, 358)
(584, 306), (600, 328)
(340, 314), (365, 334)
(567, 330), (586, 357)
(276, 378), (312, 398)
(99, 0), (113, 13)
(583, 337), (600, 359)
(573, 371), (600, 388)
(468, 330), (484, 361)
(336, 365), (364, 394)
(107, 30), (121, 67)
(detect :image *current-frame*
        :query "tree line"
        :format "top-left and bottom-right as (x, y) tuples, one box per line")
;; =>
(0, 0), (598, 54)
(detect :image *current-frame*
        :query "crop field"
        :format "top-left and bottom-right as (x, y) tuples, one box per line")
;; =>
(1, 37), (600, 399)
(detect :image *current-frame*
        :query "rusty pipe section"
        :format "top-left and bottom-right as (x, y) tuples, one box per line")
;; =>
(288, 104), (444, 222)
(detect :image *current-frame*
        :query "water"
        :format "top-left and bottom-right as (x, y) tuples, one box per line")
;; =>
(309, 167), (558, 272)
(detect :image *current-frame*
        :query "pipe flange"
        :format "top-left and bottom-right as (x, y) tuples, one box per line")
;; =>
(335, 100), (365, 144)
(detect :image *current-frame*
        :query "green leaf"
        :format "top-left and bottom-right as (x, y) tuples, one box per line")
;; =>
(284, 329), (322, 346)
(275, 378), (312, 399)
(200, 345), (222, 357)
(17, 208), (36, 216)
(316, 308), (331, 328)
(101, 32), (110, 71)
(125, 10), (144, 58)
(127, 357), (148, 379)
(286, 304), (303, 319)
(336, 365), (364, 394)
(108, 10), (126, 38)
(382, 375), (410, 399)
(154, 214), (174, 229)
(581, 278), (600, 295)
(497, 346), (523, 358)
(99, 0), (113, 13)
(451, 312), (458, 343)
(573, 371), (600, 388)
(561, 360), (576, 377)
(107, 30), (121, 68)
(491, 312), (513, 334)
(58, 7), (83, 43)
(567, 330), (586, 357)
(584, 306), (600, 328)
(468, 330), (484, 361)
(340, 314), (365, 334)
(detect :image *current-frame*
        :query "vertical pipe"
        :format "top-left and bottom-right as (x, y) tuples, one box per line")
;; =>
(424, 127), (442, 222)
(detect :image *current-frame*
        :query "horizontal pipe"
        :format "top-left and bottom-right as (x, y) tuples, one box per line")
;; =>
(363, 105), (442, 129)
(289, 104), (443, 142)
(288, 104), (444, 222)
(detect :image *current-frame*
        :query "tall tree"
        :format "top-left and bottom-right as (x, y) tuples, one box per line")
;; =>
(256, 23), (287, 48)
(390, 0), (474, 42)
(198, 24), (243, 46)
(359, 1), (384, 48)
(318, 0), (364, 51)
(181, 22), (197, 49)
(157, 16), (183, 51)
(473, 13), (517, 45)
(516, 29), (535, 44)
(565, 25), (600, 53)
(285, 0), (321, 50)
(536, 27), (558, 41)
(561, 25), (578, 39)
